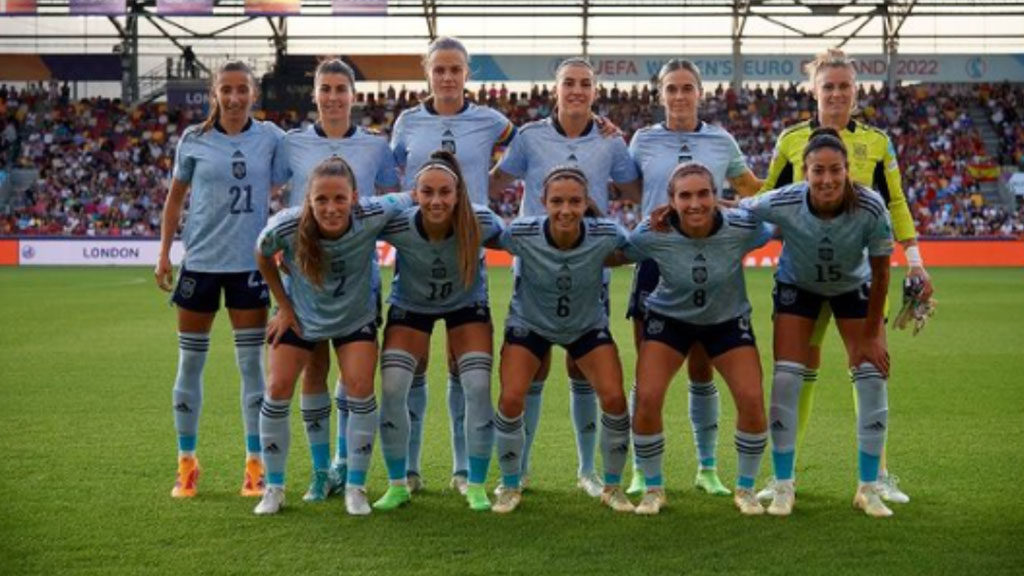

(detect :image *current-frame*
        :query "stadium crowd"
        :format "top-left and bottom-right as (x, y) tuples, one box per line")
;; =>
(2, 80), (1022, 237)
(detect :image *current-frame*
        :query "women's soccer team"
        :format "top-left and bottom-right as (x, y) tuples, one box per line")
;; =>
(156, 38), (933, 518)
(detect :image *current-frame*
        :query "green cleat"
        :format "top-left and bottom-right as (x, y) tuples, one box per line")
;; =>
(466, 485), (491, 512)
(626, 472), (646, 496)
(372, 485), (411, 511)
(694, 469), (732, 496)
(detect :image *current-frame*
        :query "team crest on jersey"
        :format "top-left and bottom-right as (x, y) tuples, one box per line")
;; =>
(678, 142), (693, 163)
(431, 257), (447, 279)
(232, 150), (247, 180)
(692, 266), (708, 284)
(556, 275), (573, 292)
(779, 287), (798, 306)
(818, 247), (834, 261)
(647, 318), (664, 336)
(854, 143), (868, 160)
(179, 277), (196, 299)
(441, 127), (456, 154)
(330, 259), (346, 274)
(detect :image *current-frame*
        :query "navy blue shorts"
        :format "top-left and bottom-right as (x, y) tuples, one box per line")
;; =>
(275, 321), (378, 351)
(503, 325), (615, 362)
(626, 259), (660, 320)
(172, 268), (269, 313)
(772, 281), (870, 320)
(642, 310), (756, 359)
(385, 302), (491, 335)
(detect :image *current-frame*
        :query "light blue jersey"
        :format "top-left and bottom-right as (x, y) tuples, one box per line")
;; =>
(741, 183), (893, 296)
(173, 119), (288, 273)
(283, 124), (399, 208)
(257, 193), (414, 340)
(627, 209), (772, 324)
(381, 205), (504, 314)
(629, 121), (748, 218)
(391, 101), (515, 205)
(498, 216), (629, 343)
(497, 117), (638, 217)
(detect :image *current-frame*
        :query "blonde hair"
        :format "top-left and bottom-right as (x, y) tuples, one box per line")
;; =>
(200, 60), (256, 134)
(415, 149), (480, 289)
(296, 156), (358, 287)
(806, 47), (857, 86)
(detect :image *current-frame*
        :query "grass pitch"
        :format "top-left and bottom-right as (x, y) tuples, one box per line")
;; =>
(1, 266), (1022, 575)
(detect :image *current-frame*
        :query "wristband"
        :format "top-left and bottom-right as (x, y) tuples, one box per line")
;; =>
(905, 245), (923, 268)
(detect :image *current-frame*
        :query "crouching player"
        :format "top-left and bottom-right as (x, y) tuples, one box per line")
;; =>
(253, 156), (412, 516)
(628, 162), (771, 515)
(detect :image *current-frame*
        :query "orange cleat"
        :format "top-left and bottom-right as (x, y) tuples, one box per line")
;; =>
(240, 456), (265, 497)
(171, 456), (200, 498)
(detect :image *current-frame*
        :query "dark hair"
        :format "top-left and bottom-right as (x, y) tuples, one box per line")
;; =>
(297, 156), (358, 287)
(657, 58), (704, 92)
(541, 165), (602, 217)
(666, 161), (716, 200)
(414, 149), (480, 288)
(200, 60), (256, 134)
(314, 57), (356, 89)
(803, 127), (857, 214)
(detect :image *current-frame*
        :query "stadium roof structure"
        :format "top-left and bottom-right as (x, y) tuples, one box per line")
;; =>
(2, 1), (1023, 101)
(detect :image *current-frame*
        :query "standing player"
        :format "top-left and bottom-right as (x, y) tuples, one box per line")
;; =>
(488, 57), (640, 497)
(491, 166), (633, 514)
(628, 162), (771, 516)
(757, 48), (933, 503)
(155, 60), (288, 499)
(373, 151), (503, 513)
(742, 129), (895, 517)
(390, 36), (516, 494)
(253, 156), (413, 516)
(626, 58), (763, 497)
(281, 58), (399, 502)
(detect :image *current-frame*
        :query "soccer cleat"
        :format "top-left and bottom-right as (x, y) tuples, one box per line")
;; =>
(767, 480), (795, 516)
(171, 456), (200, 498)
(694, 468), (731, 496)
(734, 488), (765, 516)
(372, 485), (411, 511)
(303, 470), (335, 503)
(449, 473), (469, 496)
(466, 485), (491, 512)
(240, 456), (265, 497)
(626, 471), (646, 496)
(328, 459), (347, 495)
(878, 473), (910, 504)
(756, 477), (797, 501)
(406, 472), (425, 494)
(853, 483), (894, 518)
(493, 474), (529, 497)
(253, 486), (285, 515)
(345, 487), (372, 516)
(577, 472), (605, 498)
(634, 489), (666, 515)
(491, 488), (522, 514)
(600, 487), (635, 513)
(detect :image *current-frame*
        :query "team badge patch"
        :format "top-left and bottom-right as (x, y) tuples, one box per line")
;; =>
(441, 127), (456, 154)
(556, 275), (573, 292)
(854, 143), (868, 160)
(432, 257), (447, 279)
(779, 287), (798, 306)
(646, 318), (664, 336)
(512, 326), (528, 338)
(232, 161), (246, 180)
(692, 266), (708, 284)
(818, 247), (834, 261)
(179, 277), (196, 299)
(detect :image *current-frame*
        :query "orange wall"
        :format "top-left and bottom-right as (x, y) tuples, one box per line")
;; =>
(0, 240), (18, 266)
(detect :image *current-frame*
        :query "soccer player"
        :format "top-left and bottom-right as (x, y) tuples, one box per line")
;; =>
(757, 48), (933, 504)
(155, 60), (288, 500)
(488, 57), (640, 498)
(628, 162), (771, 516)
(390, 36), (516, 494)
(626, 58), (763, 497)
(281, 58), (399, 502)
(491, 165), (633, 515)
(252, 156), (413, 516)
(741, 128), (895, 518)
(373, 150), (503, 513)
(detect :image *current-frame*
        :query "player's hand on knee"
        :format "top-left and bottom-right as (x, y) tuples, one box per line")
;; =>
(267, 306), (301, 348)
(855, 336), (889, 378)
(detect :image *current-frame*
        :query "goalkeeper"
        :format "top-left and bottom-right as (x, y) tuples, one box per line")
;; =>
(756, 48), (936, 505)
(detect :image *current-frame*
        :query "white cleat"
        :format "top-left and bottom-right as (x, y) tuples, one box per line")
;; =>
(878, 473), (910, 504)
(493, 474), (528, 497)
(600, 487), (635, 513)
(577, 472), (605, 498)
(449, 474), (469, 496)
(254, 486), (285, 515)
(491, 488), (522, 514)
(734, 488), (765, 516)
(345, 487), (372, 516)
(634, 489), (666, 515)
(767, 480), (795, 516)
(853, 483), (894, 518)
(406, 473), (424, 494)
